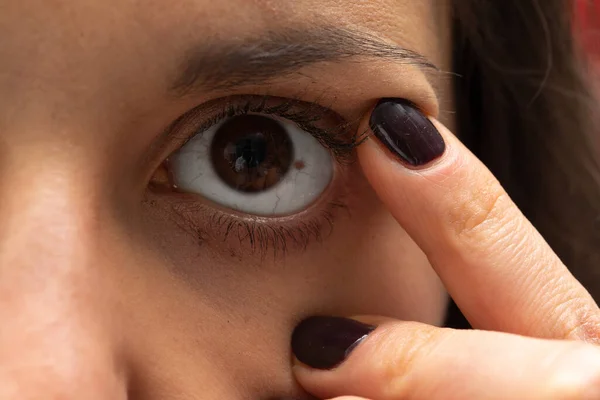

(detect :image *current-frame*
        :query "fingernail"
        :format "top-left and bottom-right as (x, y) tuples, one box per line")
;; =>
(369, 98), (446, 166)
(291, 316), (375, 370)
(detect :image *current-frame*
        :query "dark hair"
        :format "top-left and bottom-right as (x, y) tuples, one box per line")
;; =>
(446, 0), (600, 328)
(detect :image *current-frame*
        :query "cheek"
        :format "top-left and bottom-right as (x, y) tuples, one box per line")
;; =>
(121, 165), (446, 397)
(283, 174), (448, 325)
(116, 210), (302, 397)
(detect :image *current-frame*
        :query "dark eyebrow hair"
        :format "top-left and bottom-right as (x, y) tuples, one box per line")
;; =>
(171, 26), (439, 94)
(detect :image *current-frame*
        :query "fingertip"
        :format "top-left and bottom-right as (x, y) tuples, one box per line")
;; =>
(290, 316), (376, 371)
(326, 397), (371, 400)
(364, 99), (446, 167)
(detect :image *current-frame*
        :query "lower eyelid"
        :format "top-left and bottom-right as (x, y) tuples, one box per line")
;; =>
(146, 165), (351, 259)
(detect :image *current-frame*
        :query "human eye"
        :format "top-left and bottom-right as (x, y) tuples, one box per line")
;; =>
(172, 104), (333, 216)
(148, 95), (360, 256)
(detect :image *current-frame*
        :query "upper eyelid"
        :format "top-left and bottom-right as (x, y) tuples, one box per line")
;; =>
(161, 95), (361, 163)
(141, 78), (438, 181)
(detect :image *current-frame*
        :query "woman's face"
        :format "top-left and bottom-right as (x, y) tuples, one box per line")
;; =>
(0, 1), (453, 398)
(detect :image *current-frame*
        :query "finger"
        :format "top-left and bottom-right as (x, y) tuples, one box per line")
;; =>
(327, 397), (370, 400)
(291, 316), (600, 400)
(357, 98), (600, 341)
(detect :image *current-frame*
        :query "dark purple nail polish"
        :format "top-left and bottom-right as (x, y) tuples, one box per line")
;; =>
(291, 316), (375, 370)
(369, 98), (446, 166)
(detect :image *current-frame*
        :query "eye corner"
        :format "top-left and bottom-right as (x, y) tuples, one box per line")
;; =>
(149, 159), (177, 192)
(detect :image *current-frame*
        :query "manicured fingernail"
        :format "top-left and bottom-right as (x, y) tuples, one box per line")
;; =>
(291, 316), (375, 370)
(369, 98), (446, 166)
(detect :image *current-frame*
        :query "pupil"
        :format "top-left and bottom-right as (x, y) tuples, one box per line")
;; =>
(235, 134), (267, 170)
(210, 114), (294, 193)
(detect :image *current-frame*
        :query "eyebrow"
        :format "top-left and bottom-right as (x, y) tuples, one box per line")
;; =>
(171, 26), (439, 95)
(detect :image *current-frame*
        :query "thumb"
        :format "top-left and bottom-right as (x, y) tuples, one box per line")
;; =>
(291, 316), (600, 400)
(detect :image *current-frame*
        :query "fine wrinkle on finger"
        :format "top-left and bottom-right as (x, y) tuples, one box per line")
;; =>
(386, 137), (525, 260)
(573, 312), (600, 345)
(372, 324), (448, 399)
(557, 298), (600, 344)
(511, 249), (600, 341)
(420, 149), (518, 250)
(447, 185), (510, 242)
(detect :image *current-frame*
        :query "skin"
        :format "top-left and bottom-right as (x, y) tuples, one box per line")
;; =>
(4, 0), (599, 399)
(294, 117), (600, 399)
(0, 1), (451, 399)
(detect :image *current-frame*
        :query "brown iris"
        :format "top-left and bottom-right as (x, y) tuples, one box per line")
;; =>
(210, 114), (294, 193)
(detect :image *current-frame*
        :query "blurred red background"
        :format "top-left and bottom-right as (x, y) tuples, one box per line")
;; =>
(574, 0), (599, 152)
(575, 0), (600, 66)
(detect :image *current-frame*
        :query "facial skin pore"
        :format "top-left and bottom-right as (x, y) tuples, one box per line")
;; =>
(0, 0), (452, 398)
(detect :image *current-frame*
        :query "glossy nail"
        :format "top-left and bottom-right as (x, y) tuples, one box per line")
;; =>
(370, 98), (445, 166)
(291, 316), (375, 370)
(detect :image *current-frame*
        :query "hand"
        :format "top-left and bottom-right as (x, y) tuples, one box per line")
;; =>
(290, 99), (600, 399)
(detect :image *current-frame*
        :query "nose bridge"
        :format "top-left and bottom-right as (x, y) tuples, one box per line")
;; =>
(0, 159), (100, 282)
(0, 163), (126, 398)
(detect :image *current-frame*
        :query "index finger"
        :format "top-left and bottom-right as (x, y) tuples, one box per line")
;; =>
(357, 98), (600, 342)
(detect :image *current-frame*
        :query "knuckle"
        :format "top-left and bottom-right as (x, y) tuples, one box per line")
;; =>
(562, 307), (600, 345)
(446, 181), (513, 244)
(543, 289), (600, 344)
(375, 325), (445, 398)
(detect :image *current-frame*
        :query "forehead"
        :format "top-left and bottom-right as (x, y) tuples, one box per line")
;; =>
(0, 0), (443, 74)
(30, 0), (439, 41)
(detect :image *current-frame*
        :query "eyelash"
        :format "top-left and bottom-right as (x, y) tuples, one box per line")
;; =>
(173, 95), (365, 164)
(166, 196), (350, 258)
(153, 95), (362, 257)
